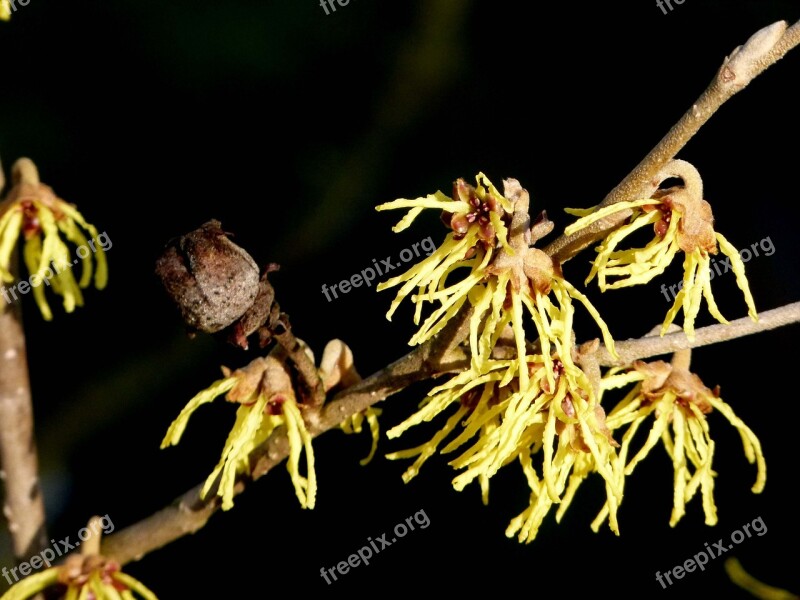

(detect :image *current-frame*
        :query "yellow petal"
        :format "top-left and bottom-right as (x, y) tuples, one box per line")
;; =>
(0, 567), (60, 600)
(717, 232), (758, 321)
(206, 394), (271, 509)
(708, 395), (766, 493)
(161, 378), (237, 448)
(112, 572), (160, 600)
(725, 557), (798, 600)
(563, 198), (661, 236)
(0, 209), (23, 282)
(283, 398), (317, 509)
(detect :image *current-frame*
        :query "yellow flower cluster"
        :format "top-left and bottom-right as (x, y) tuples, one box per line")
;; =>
(376, 173), (513, 336)
(0, 516), (158, 600)
(377, 172), (765, 542)
(597, 360), (765, 530)
(565, 159), (757, 339)
(162, 352), (317, 511)
(377, 175), (624, 541)
(1, 553), (157, 600)
(387, 355), (623, 542)
(162, 338), (378, 511)
(377, 174), (617, 395)
(0, 158), (107, 320)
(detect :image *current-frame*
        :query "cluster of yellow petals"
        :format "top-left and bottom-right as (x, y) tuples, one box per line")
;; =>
(1, 554), (157, 600)
(162, 350), (317, 511)
(377, 174), (617, 390)
(565, 159), (757, 340)
(386, 354), (622, 543)
(0, 158), (107, 320)
(377, 170), (766, 543)
(377, 174), (628, 542)
(161, 339), (377, 511)
(598, 360), (765, 529)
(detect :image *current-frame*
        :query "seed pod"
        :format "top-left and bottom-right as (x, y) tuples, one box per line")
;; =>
(155, 220), (261, 334)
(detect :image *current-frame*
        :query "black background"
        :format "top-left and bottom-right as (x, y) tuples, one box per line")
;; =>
(0, 0), (798, 597)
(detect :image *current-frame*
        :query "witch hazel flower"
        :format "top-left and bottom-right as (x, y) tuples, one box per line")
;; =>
(387, 352), (624, 543)
(564, 159), (757, 340)
(479, 178), (617, 389)
(161, 338), (372, 511)
(161, 345), (318, 510)
(0, 516), (158, 600)
(376, 174), (617, 391)
(595, 359), (765, 529)
(0, 158), (108, 320)
(1, 556), (157, 600)
(374, 172), (514, 340)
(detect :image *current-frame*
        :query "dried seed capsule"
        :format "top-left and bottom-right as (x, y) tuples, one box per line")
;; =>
(155, 220), (261, 334)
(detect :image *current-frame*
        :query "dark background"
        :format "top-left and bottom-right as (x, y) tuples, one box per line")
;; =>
(0, 0), (798, 597)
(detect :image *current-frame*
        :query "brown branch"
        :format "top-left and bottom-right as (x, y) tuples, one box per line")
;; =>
(594, 301), (800, 367)
(0, 261), (48, 563)
(272, 316), (326, 408)
(576, 339), (602, 398)
(544, 19), (800, 264)
(97, 481), (221, 566)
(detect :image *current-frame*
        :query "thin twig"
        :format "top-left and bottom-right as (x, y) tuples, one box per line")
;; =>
(544, 19), (800, 264)
(97, 482), (222, 566)
(594, 301), (800, 367)
(576, 339), (602, 398)
(670, 348), (692, 372)
(272, 317), (326, 408)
